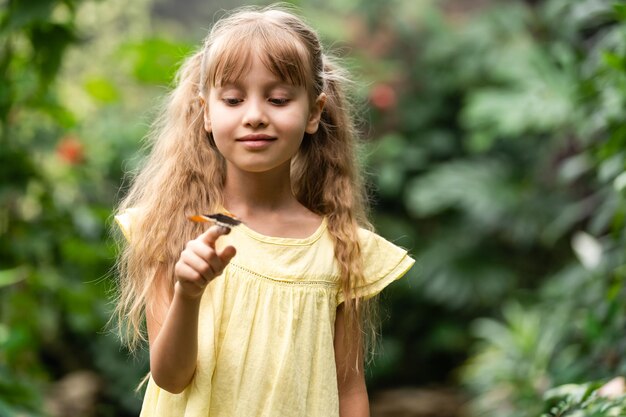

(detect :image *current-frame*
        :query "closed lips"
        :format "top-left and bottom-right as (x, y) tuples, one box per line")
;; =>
(237, 135), (276, 141)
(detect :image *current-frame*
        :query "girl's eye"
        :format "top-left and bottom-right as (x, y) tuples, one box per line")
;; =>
(269, 98), (289, 106)
(222, 98), (242, 106)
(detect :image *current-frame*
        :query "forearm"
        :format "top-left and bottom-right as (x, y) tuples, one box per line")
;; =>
(149, 283), (201, 393)
(339, 386), (370, 417)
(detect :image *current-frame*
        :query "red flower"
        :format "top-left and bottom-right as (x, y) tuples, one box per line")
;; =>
(56, 136), (84, 165)
(369, 83), (397, 110)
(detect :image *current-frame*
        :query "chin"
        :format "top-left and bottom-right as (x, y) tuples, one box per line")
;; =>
(230, 156), (293, 174)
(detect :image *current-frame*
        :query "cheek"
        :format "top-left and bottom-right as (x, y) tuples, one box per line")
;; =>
(209, 119), (233, 154)
(209, 110), (235, 137)
(211, 129), (230, 152)
(281, 109), (310, 134)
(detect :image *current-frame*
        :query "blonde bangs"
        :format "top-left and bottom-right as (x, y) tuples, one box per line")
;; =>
(206, 21), (311, 90)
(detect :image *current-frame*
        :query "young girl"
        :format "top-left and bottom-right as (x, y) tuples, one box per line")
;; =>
(114, 5), (414, 416)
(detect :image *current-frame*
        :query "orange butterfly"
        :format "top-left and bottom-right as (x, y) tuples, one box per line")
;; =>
(188, 212), (242, 228)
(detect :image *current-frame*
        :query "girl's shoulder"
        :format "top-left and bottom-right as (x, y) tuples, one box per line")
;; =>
(356, 227), (409, 252)
(335, 227), (415, 304)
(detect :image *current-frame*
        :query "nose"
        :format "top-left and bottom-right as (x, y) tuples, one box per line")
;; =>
(242, 98), (268, 128)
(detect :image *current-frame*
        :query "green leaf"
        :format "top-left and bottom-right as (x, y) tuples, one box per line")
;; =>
(602, 51), (626, 72)
(122, 38), (194, 85)
(0, 267), (27, 287)
(614, 3), (626, 21)
(404, 159), (515, 226)
(2, 0), (54, 33)
(29, 22), (78, 85)
(83, 77), (120, 103)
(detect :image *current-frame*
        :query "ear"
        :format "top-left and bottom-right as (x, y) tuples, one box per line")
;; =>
(305, 93), (327, 134)
(200, 96), (211, 133)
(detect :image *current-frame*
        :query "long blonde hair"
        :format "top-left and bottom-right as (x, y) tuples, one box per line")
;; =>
(114, 4), (376, 365)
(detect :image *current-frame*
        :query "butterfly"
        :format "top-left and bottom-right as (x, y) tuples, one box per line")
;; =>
(188, 212), (243, 228)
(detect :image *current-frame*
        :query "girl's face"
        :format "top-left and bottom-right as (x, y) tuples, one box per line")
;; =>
(204, 53), (325, 175)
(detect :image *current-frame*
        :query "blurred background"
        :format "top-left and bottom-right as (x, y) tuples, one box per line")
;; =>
(3, 0), (626, 416)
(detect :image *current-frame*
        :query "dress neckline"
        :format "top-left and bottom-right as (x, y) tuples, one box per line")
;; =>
(236, 217), (328, 246)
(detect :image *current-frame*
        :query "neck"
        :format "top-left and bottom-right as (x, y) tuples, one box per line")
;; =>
(222, 162), (300, 218)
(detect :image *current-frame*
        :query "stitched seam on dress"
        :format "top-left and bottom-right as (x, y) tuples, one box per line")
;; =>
(240, 226), (327, 246)
(230, 263), (338, 288)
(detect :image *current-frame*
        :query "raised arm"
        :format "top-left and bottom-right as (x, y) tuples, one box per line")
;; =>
(147, 225), (236, 394)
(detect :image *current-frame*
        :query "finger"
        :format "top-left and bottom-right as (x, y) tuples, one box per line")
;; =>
(206, 245), (236, 274)
(218, 245), (237, 264)
(198, 225), (231, 247)
(207, 254), (225, 277)
(182, 251), (214, 281)
(175, 262), (208, 286)
(185, 239), (214, 261)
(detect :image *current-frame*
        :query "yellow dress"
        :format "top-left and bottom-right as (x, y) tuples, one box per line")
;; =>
(115, 211), (414, 417)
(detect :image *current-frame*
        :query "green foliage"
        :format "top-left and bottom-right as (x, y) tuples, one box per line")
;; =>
(120, 37), (194, 85)
(454, 1), (626, 412)
(0, 0), (82, 128)
(322, 0), (626, 412)
(0, 0), (171, 415)
(462, 303), (581, 417)
(542, 383), (626, 417)
(356, 0), (626, 414)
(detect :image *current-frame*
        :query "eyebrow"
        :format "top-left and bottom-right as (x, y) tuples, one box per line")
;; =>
(216, 79), (297, 91)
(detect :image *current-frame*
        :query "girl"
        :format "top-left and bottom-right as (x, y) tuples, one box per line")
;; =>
(114, 5), (414, 417)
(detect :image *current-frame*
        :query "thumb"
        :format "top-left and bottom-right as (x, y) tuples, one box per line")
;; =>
(218, 245), (236, 264)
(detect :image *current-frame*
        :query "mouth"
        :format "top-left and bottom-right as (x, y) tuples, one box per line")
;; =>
(236, 134), (277, 150)
(236, 134), (276, 142)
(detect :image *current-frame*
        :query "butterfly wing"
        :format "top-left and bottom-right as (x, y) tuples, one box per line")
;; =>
(188, 212), (242, 228)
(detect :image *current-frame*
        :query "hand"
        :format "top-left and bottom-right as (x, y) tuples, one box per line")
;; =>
(174, 225), (236, 299)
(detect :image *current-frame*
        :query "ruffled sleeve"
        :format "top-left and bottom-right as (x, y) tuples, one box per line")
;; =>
(114, 208), (140, 242)
(337, 229), (415, 305)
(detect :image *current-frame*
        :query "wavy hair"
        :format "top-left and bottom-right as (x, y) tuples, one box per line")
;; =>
(114, 4), (377, 368)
